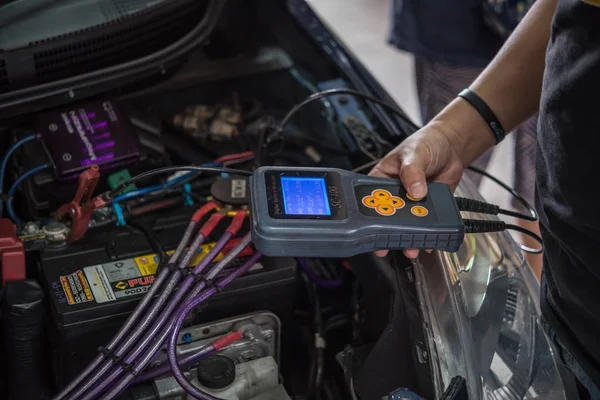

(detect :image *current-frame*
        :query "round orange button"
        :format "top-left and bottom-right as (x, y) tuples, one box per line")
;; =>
(406, 193), (424, 202)
(372, 189), (391, 200)
(362, 196), (378, 208)
(388, 197), (405, 209)
(411, 206), (429, 217)
(376, 205), (395, 216)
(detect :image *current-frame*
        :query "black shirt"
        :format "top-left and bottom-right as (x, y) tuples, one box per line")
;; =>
(538, 0), (600, 389)
(389, 0), (503, 68)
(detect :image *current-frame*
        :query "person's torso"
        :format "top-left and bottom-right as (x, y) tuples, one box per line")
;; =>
(537, 0), (600, 388)
(390, 0), (503, 67)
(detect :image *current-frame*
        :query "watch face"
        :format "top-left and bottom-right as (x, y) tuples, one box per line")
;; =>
(264, 170), (347, 220)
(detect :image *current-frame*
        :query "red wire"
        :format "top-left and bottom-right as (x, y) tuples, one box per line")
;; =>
(214, 151), (254, 164)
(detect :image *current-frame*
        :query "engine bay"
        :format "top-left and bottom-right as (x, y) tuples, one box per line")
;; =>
(0, 3), (433, 399)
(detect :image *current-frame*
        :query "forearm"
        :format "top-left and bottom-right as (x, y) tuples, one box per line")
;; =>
(432, 0), (558, 165)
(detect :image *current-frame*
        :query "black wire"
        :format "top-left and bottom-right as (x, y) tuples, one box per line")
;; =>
(467, 165), (538, 221)
(278, 89), (419, 133)
(126, 220), (167, 269)
(505, 223), (544, 254)
(108, 166), (252, 198)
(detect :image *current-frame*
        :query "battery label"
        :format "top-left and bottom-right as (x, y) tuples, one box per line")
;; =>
(71, 239), (254, 305)
(84, 265), (117, 303)
(60, 270), (94, 305)
(135, 238), (254, 277)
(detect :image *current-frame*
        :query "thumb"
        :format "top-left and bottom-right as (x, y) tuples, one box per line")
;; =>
(399, 149), (429, 199)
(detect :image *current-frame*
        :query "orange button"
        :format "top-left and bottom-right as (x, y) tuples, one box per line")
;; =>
(372, 189), (391, 200)
(362, 196), (378, 207)
(376, 205), (396, 216)
(406, 193), (424, 202)
(388, 197), (405, 209)
(411, 206), (429, 217)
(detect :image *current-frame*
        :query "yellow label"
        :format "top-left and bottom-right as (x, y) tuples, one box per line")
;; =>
(134, 241), (228, 277)
(582, 0), (600, 6)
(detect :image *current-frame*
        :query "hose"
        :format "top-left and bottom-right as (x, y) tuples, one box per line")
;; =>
(166, 251), (262, 400)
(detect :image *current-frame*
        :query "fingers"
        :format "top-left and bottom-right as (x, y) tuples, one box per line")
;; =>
(399, 163), (428, 199)
(403, 249), (420, 259)
(375, 249), (432, 259)
(375, 249), (389, 257)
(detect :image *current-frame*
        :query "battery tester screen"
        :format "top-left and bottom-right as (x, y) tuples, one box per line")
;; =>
(280, 177), (331, 216)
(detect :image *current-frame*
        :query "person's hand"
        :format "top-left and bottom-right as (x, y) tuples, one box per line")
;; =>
(369, 121), (467, 259)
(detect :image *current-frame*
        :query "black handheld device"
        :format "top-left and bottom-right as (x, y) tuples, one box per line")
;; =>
(249, 167), (464, 258)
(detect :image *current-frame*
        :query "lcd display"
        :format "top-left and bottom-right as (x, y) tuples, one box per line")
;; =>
(280, 177), (331, 216)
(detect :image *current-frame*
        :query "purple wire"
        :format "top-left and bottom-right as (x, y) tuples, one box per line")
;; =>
(101, 238), (257, 400)
(54, 220), (197, 400)
(297, 258), (342, 288)
(82, 234), (235, 400)
(134, 345), (214, 384)
(69, 228), (215, 400)
(166, 252), (262, 400)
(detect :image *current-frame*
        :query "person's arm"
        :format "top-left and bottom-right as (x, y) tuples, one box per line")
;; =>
(433, 0), (557, 166)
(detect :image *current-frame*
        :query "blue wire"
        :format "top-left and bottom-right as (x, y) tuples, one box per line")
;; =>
(6, 164), (50, 224)
(0, 134), (37, 195)
(111, 162), (223, 203)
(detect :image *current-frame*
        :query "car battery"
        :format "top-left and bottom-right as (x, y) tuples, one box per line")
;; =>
(40, 213), (297, 388)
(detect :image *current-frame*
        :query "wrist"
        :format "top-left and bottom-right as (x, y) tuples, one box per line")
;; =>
(430, 97), (496, 166)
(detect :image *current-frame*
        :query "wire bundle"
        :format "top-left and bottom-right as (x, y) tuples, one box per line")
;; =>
(53, 203), (259, 400)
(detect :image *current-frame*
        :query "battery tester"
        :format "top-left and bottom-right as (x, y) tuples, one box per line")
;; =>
(103, 162), (542, 259)
(249, 167), (465, 258)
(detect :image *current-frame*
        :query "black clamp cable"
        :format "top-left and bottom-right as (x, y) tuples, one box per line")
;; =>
(458, 88), (506, 144)
(455, 197), (538, 222)
(462, 219), (543, 254)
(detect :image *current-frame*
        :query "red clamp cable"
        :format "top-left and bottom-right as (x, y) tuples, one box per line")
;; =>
(199, 213), (225, 238)
(0, 219), (25, 285)
(192, 202), (218, 224)
(212, 331), (243, 351)
(55, 165), (111, 244)
(225, 211), (247, 236)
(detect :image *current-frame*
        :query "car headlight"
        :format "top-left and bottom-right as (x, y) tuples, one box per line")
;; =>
(413, 179), (572, 399)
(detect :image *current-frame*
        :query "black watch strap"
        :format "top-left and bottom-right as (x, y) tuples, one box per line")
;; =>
(458, 88), (506, 144)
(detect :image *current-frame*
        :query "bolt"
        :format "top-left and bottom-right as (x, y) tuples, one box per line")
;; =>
(182, 332), (193, 343)
(68, 90), (75, 99)
(24, 222), (39, 234)
(264, 332), (273, 342)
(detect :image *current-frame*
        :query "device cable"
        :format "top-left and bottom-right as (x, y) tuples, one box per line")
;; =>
(463, 219), (543, 254)
(454, 197), (537, 222)
(466, 165), (537, 221)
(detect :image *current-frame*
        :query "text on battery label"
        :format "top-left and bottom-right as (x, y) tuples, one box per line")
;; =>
(84, 265), (116, 303)
(59, 270), (94, 305)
